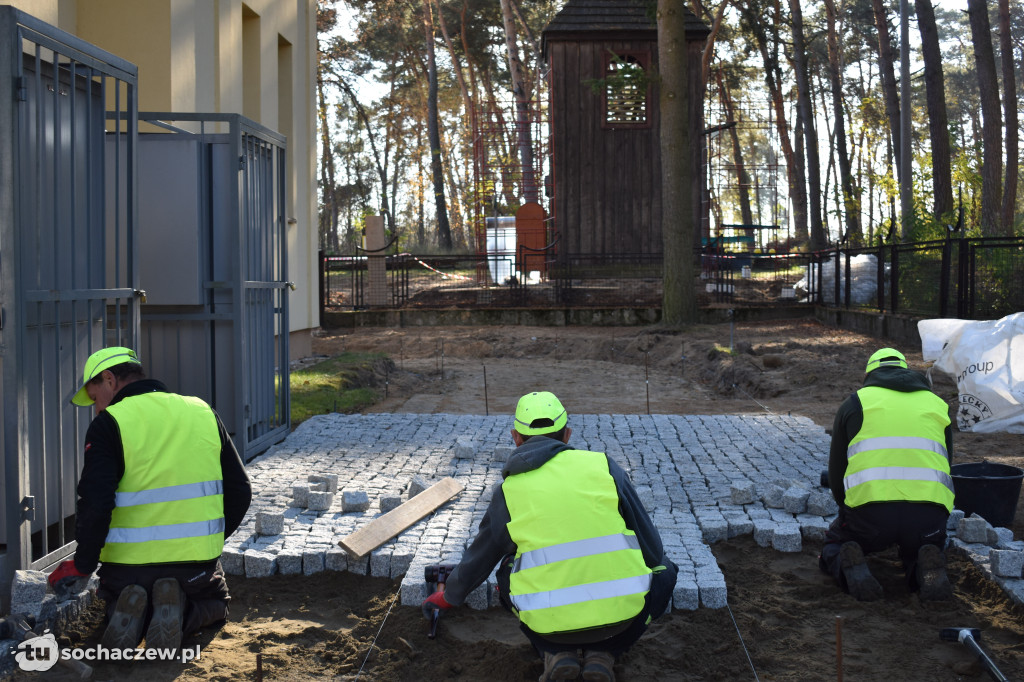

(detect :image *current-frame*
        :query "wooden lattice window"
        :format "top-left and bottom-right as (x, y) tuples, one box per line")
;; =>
(604, 51), (650, 127)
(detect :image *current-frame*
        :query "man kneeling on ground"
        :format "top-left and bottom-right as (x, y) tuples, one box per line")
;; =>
(422, 391), (677, 682)
(48, 347), (252, 652)
(819, 347), (954, 602)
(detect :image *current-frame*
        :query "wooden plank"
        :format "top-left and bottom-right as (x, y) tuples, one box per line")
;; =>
(338, 477), (464, 557)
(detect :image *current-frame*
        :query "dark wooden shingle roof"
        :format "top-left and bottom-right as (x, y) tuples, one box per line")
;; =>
(542, 0), (710, 46)
(543, 0), (656, 33)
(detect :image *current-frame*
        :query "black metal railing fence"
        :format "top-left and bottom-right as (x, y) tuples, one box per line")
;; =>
(320, 236), (1024, 321)
(804, 236), (1024, 320)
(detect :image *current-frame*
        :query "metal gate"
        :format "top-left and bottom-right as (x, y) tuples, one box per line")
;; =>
(131, 113), (290, 461)
(0, 7), (139, 598)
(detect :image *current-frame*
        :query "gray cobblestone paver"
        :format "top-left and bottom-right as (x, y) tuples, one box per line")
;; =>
(231, 412), (1023, 611)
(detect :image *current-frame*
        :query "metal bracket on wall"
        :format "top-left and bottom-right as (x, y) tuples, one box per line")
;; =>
(21, 496), (35, 521)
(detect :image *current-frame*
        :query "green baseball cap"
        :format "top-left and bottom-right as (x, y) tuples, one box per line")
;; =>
(865, 347), (907, 374)
(71, 347), (141, 406)
(514, 391), (568, 436)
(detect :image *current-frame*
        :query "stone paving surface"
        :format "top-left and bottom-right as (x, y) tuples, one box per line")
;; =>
(227, 412), (1024, 611)
(228, 412), (833, 610)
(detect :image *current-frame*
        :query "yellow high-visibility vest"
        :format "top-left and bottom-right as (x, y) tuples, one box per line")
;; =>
(100, 392), (225, 564)
(844, 386), (953, 512)
(503, 449), (651, 634)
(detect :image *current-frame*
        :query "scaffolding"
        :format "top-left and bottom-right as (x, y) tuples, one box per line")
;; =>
(704, 72), (788, 256)
(470, 94), (550, 287)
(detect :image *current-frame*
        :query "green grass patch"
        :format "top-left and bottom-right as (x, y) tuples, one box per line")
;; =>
(289, 352), (386, 426)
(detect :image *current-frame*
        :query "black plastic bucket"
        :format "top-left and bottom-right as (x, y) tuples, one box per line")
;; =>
(950, 462), (1024, 528)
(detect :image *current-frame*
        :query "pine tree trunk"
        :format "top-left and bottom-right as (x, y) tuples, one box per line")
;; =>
(870, 0), (902, 185)
(915, 0), (954, 222)
(424, 0), (453, 249)
(824, 0), (860, 244)
(967, 0), (1004, 236)
(790, 0), (826, 249)
(998, 0), (1018, 234)
(658, 0), (698, 325)
(499, 0), (537, 203)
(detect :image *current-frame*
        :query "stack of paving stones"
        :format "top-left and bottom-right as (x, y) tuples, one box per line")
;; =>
(223, 412), (1022, 613)
(0, 570), (100, 678)
(947, 511), (1024, 604)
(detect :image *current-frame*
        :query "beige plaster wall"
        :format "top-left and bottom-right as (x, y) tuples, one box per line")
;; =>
(9, 0), (318, 356)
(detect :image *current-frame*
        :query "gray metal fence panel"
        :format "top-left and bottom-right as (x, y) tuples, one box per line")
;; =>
(0, 7), (139, 601)
(133, 114), (290, 461)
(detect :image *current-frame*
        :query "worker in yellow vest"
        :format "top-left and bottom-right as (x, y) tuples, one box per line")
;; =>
(47, 347), (252, 652)
(422, 392), (677, 682)
(819, 347), (954, 601)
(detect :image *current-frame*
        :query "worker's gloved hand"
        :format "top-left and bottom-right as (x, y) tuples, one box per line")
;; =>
(47, 560), (88, 590)
(421, 590), (453, 618)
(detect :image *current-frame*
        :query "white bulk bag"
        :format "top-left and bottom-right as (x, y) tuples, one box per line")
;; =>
(926, 312), (1024, 433)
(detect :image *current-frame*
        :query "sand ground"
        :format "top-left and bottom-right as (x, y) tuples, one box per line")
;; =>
(49, 318), (1024, 681)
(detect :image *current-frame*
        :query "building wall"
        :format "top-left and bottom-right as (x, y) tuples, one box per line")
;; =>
(11, 0), (317, 359)
(548, 37), (663, 256)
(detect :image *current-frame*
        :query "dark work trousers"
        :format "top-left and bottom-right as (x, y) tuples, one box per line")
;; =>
(97, 559), (230, 639)
(820, 501), (949, 592)
(495, 556), (678, 659)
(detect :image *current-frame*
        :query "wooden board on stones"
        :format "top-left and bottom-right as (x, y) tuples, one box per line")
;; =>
(339, 477), (465, 557)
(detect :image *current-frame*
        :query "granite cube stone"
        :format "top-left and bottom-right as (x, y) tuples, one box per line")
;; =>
(762, 484), (785, 509)
(326, 548), (349, 572)
(400, 576), (428, 607)
(772, 524), (802, 552)
(380, 496), (402, 514)
(465, 582), (489, 610)
(244, 550), (277, 578)
(292, 485), (311, 508)
(947, 509), (965, 530)
(730, 481), (757, 505)
(408, 475), (432, 499)
(752, 518), (775, 547)
(782, 487), (810, 514)
(990, 550), (1024, 578)
(11, 570), (48, 607)
(987, 526), (1002, 546)
(725, 515), (753, 538)
(276, 550), (304, 575)
(221, 547), (245, 575)
(699, 518), (728, 544)
(309, 474), (339, 494)
(493, 445), (514, 462)
(672, 580), (700, 611)
(308, 491), (335, 511)
(454, 436), (475, 459)
(255, 511), (285, 536)
(995, 527), (1015, 548)
(370, 551), (391, 578)
(348, 553), (370, 575)
(341, 490), (369, 512)
(390, 551), (414, 579)
(698, 581), (728, 608)
(958, 516), (990, 543)
(303, 550), (326, 575)
(797, 515), (830, 542)
(806, 490), (839, 517)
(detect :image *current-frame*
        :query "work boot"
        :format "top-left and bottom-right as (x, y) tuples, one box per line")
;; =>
(839, 542), (882, 602)
(582, 650), (616, 682)
(539, 650), (580, 681)
(916, 544), (953, 601)
(101, 584), (148, 650)
(145, 578), (186, 652)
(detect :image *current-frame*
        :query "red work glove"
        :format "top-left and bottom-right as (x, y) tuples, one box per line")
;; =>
(47, 560), (88, 590)
(421, 589), (453, 618)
